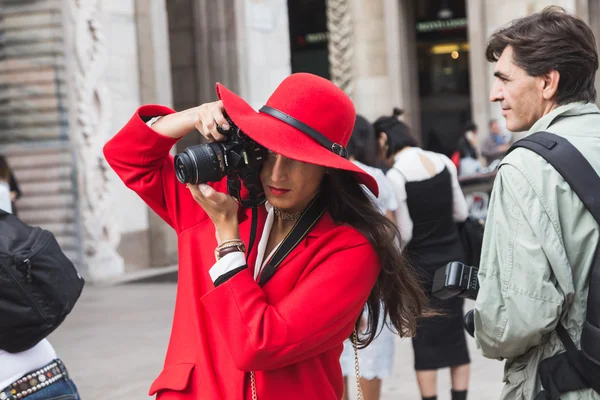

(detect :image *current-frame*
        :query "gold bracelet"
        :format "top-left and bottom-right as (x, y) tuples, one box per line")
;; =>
(216, 242), (244, 251)
(215, 240), (246, 261)
(217, 239), (244, 247)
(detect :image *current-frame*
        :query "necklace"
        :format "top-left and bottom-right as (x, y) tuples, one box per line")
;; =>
(274, 207), (302, 221)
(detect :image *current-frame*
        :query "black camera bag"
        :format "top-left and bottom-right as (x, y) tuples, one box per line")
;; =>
(457, 216), (485, 268)
(507, 132), (600, 399)
(0, 209), (85, 353)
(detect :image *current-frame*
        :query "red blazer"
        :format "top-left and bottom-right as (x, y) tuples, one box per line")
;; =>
(103, 105), (380, 400)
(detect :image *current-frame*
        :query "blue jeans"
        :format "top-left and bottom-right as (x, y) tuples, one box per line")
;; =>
(25, 378), (80, 400)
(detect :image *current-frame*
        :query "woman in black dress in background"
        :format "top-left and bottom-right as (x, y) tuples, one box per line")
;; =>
(374, 111), (471, 400)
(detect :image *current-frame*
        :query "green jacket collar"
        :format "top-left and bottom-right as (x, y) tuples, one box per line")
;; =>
(527, 102), (600, 134)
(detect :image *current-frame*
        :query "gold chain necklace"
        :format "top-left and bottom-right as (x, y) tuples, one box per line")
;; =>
(273, 207), (302, 221)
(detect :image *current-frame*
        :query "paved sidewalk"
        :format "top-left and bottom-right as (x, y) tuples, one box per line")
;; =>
(49, 284), (504, 399)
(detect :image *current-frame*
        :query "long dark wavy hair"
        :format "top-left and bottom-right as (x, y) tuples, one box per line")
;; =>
(0, 155), (12, 183)
(322, 170), (428, 347)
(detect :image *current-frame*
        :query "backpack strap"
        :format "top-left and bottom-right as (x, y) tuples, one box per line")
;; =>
(507, 131), (600, 394)
(507, 132), (600, 222)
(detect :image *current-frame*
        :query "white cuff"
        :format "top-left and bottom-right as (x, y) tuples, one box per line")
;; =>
(208, 251), (247, 283)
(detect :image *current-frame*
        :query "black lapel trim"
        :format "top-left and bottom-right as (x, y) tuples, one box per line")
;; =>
(258, 193), (329, 287)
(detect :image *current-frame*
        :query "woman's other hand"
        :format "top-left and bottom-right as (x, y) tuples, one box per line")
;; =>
(188, 183), (240, 244)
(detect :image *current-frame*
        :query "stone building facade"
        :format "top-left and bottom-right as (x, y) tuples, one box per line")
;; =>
(0, 0), (598, 281)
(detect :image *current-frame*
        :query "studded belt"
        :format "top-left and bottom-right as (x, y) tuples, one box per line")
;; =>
(0, 359), (69, 400)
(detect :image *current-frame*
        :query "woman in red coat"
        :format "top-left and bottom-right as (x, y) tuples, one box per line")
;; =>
(103, 73), (426, 400)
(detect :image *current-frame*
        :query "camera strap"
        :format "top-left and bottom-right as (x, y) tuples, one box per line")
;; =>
(228, 171), (266, 259)
(245, 207), (259, 264)
(256, 192), (328, 287)
(227, 174), (266, 209)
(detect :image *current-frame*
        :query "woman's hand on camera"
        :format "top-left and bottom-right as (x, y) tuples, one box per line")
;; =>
(193, 100), (230, 142)
(188, 183), (240, 244)
(150, 100), (230, 140)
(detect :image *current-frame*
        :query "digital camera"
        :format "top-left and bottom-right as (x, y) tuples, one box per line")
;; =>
(173, 113), (267, 207)
(431, 261), (479, 301)
(174, 113), (267, 185)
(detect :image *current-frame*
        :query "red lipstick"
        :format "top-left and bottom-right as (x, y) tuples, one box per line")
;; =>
(269, 186), (290, 196)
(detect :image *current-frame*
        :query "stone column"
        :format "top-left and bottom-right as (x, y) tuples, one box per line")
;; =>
(191, 0), (241, 104)
(582, 0), (600, 108)
(466, 0), (491, 149)
(135, 0), (173, 108)
(134, 0), (178, 267)
(167, 0), (242, 151)
(328, 0), (355, 98)
(62, 0), (125, 280)
(379, 0), (421, 141)
(396, 0), (421, 141)
(239, 0), (292, 110)
(234, 0), (251, 100)
(350, 0), (388, 120)
(574, 0), (590, 22)
(570, 0), (600, 108)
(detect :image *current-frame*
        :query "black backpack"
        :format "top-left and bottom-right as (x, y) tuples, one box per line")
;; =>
(0, 209), (85, 353)
(507, 132), (600, 399)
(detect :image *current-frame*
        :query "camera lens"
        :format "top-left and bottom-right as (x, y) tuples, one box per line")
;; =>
(174, 152), (195, 184)
(173, 144), (225, 184)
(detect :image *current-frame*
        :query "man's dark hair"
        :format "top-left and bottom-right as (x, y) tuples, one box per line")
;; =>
(486, 6), (599, 105)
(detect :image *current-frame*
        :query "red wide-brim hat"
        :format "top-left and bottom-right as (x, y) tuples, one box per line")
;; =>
(216, 73), (379, 196)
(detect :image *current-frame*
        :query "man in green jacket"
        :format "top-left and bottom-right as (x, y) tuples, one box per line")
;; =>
(474, 6), (600, 400)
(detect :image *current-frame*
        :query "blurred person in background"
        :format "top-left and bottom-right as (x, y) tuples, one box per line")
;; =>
(0, 155), (22, 215)
(375, 111), (471, 400)
(340, 115), (399, 400)
(0, 344), (81, 400)
(464, 122), (479, 151)
(1, 156), (81, 399)
(458, 122), (479, 161)
(374, 108), (404, 174)
(457, 123), (482, 177)
(481, 119), (510, 165)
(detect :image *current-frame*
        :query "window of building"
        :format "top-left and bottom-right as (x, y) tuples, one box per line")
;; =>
(415, 0), (471, 156)
(287, 0), (330, 79)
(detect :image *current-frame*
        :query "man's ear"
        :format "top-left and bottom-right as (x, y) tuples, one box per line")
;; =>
(542, 69), (560, 100)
